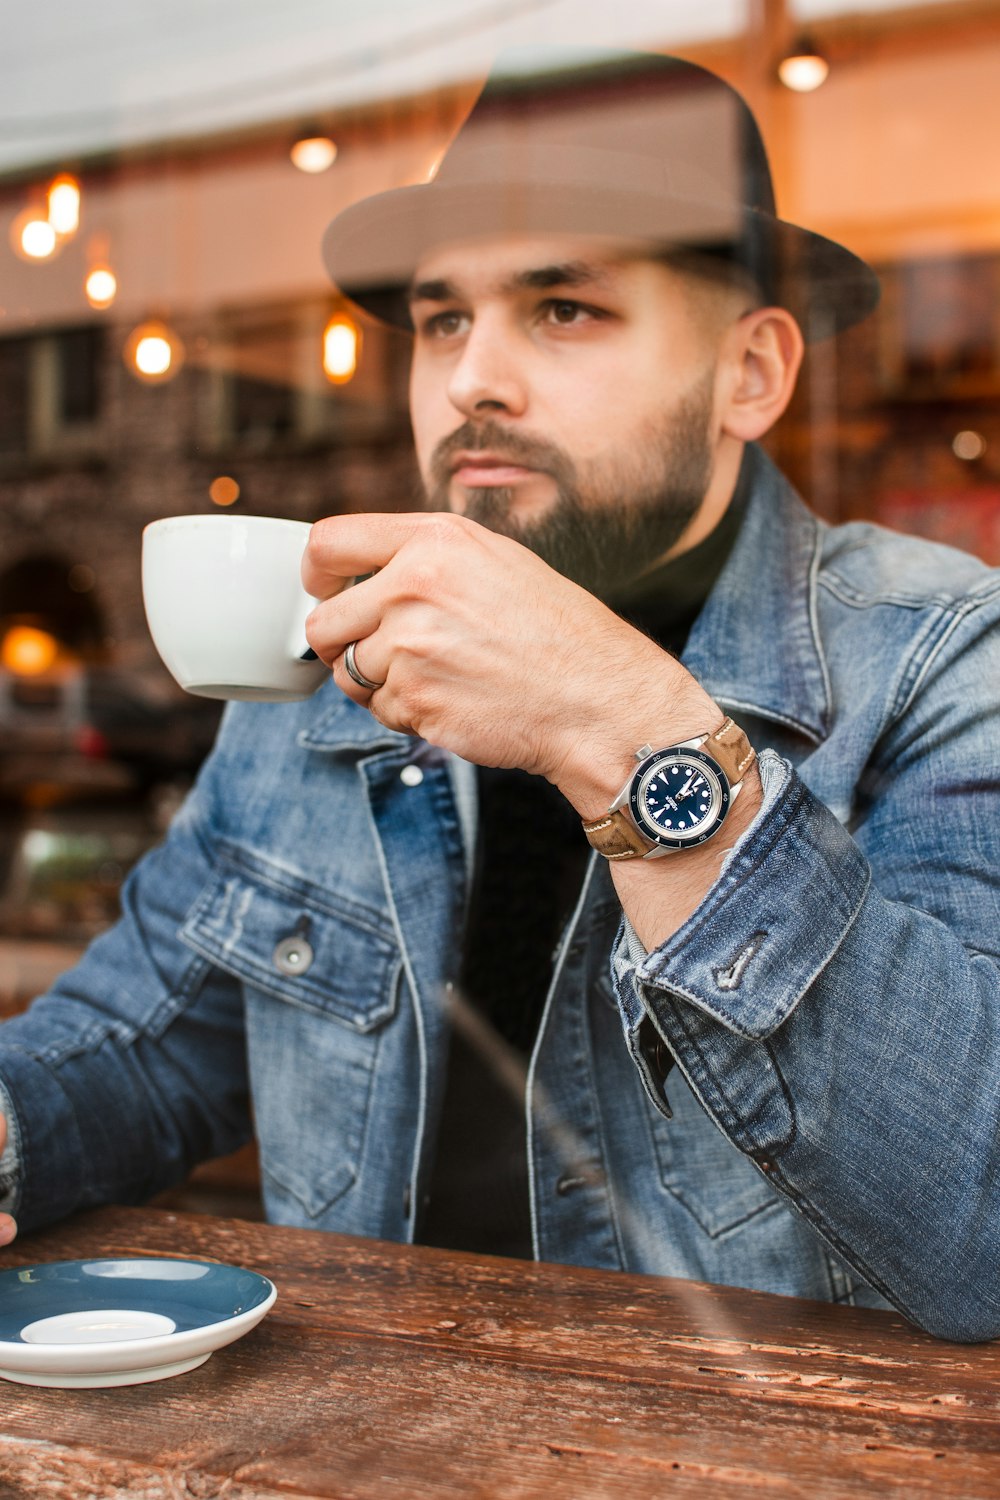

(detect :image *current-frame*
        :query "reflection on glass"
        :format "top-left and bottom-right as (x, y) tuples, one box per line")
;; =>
(84, 265), (117, 309)
(47, 174), (80, 236)
(322, 315), (359, 384)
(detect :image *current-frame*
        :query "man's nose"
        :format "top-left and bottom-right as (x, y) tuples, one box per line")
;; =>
(446, 317), (527, 418)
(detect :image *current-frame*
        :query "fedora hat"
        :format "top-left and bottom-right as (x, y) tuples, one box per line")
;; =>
(323, 50), (879, 339)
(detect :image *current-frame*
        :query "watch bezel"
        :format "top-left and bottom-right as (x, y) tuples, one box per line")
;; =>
(628, 746), (732, 851)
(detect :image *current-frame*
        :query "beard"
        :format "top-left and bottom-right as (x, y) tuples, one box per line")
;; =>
(420, 371), (715, 600)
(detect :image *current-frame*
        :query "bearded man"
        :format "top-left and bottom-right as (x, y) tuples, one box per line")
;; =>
(1, 53), (998, 1343)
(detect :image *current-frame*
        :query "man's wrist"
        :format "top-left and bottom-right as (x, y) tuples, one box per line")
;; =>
(550, 669), (724, 821)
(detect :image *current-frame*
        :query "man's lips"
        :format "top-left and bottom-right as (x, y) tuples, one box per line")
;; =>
(450, 453), (539, 487)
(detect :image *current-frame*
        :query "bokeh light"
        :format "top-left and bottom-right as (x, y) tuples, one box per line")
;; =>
(209, 476), (241, 506)
(11, 210), (58, 261)
(85, 265), (118, 309)
(291, 135), (337, 173)
(48, 174), (81, 236)
(323, 315), (360, 384)
(1, 625), (59, 677)
(124, 321), (184, 383)
(778, 49), (830, 92)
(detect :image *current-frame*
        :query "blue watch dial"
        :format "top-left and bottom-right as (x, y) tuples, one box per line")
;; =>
(629, 747), (730, 849)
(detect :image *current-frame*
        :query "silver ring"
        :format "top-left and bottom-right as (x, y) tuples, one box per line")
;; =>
(344, 639), (385, 692)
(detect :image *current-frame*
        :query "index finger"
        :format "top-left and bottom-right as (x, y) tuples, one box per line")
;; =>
(302, 512), (436, 599)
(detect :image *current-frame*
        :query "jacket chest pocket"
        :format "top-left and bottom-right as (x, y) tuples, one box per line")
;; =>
(181, 851), (402, 1219)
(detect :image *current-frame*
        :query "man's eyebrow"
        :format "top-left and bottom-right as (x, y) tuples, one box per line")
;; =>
(509, 260), (617, 292)
(407, 260), (619, 305)
(408, 277), (456, 306)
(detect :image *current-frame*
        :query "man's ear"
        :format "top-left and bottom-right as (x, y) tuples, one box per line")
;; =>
(717, 307), (804, 442)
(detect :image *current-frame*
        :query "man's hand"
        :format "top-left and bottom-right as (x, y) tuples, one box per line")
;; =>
(0, 1114), (16, 1247)
(303, 512), (717, 814)
(303, 510), (761, 950)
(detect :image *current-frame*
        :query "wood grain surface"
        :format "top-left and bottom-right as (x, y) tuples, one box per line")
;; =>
(0, 1207), (997, 1499)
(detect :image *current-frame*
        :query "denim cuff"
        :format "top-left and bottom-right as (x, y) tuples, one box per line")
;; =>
(635, 751), (870, 1040)
(0, 1076), (22, 1215)
(612, 747), (785, 998)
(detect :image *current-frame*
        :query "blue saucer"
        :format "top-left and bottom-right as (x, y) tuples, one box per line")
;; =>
(0, 1257), (277, 1387)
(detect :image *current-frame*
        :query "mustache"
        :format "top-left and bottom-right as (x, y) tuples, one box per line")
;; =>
(428, 419), (578, 492)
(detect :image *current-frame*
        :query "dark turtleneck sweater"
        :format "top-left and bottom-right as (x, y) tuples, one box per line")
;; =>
(418, 484), (747, 1257)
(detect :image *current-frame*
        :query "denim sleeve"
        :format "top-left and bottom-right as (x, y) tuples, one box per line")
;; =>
(0, 724), (252, 1235)
(614, 586), (1000, 1342)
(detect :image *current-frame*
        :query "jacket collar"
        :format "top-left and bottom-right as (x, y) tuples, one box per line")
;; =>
(299, 444), (831, 755)
(298, 689), (413, 755)
(682, 445), (831, 745)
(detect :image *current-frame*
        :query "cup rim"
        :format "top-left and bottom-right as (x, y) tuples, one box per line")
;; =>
(142, 514), (313, 539)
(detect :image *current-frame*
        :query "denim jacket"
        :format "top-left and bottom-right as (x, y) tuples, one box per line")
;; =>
(2, 446), (999, 1341)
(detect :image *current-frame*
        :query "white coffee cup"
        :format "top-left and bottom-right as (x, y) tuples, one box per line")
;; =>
(142, 514), (330, 702)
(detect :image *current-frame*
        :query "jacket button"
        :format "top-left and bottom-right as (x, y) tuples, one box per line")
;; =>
(400, 764), (424, 787)
(638, 1015), (674, 1085)
(273, 935), (314, 976)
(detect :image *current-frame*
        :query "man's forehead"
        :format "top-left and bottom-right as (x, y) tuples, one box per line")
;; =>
(409, 233), (652, 301)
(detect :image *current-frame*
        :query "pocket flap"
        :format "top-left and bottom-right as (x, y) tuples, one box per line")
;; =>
(181, 847), (399, 1032)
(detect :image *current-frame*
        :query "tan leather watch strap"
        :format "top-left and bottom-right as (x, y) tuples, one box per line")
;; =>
(581, 717), (756, 861)
(579, 808), (651, 861)
(703, 717), (756, 785)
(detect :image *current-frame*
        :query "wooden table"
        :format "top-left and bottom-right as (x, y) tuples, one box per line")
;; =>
(0, 1207), (998, 1498)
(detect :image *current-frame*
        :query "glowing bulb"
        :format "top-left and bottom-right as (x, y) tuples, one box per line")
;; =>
(778, 50), (830, 92)
(48, 174), (81, 235)
(291, 135), (337, 173)
(209, 476), (241, 506)
(323, 315), (359, 384)
(136, 336), (171, 376)
(85, 265), (118, 309)
(1, 626), (59, 677)
(19, 216), (58, 260)
(124, 321), (184, 383)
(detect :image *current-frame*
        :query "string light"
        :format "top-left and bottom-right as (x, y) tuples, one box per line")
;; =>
(47, 174), (81, 236)
(124, 321), (184, 383)
(323, 314), (359, 384)
(10, 208), (58, 261)
(85, 264), (118, 309)
(778, 38), (830, 92)
(291, 132), (337, 173)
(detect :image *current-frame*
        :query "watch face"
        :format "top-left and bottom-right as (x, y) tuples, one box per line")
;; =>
(629, 748), (730, 850)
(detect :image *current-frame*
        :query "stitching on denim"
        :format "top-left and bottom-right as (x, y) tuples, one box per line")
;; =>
(714, 931), (768, 992)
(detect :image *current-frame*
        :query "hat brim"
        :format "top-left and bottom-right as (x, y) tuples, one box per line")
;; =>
(323, 178), (879, 340)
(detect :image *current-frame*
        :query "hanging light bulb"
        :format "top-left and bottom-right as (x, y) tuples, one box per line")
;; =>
(47, 174), (81, 236)
(291, 128), (337, 174)
(10, 207), (59, 262)
(323, 314), (359, 384)
(85, 264), (118, 309)
(124, 321), (185, 384)
(778, 38), (830, 93)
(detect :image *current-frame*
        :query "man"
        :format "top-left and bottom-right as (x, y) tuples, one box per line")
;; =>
(1, 53), (998, 1341)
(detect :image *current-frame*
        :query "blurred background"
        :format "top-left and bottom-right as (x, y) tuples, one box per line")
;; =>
(2, 0), (999, 1207)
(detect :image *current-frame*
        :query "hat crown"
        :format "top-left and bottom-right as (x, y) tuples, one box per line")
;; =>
(434, 51), (777, 221)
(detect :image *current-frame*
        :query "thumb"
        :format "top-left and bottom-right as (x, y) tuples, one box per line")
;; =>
(0, 1114), (17, 1246)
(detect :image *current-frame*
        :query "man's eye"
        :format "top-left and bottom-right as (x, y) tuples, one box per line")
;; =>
(543, 300), (597, 327)
(419, 310), (466, 338)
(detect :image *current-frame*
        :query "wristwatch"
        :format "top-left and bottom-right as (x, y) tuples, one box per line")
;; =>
(582, 717), (756, 861)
